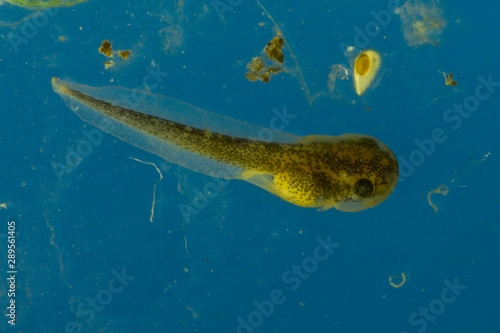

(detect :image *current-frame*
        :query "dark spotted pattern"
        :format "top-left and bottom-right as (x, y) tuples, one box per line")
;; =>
(63, 86), (398, 209)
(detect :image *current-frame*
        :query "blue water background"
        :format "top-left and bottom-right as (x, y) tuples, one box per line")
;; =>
(0, 0), (498, 332)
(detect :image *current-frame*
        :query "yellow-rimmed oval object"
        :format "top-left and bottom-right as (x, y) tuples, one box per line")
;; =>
(353, 50), (381, 96)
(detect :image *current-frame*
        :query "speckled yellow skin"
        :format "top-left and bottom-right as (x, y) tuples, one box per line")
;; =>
(52, 78), (398, 212)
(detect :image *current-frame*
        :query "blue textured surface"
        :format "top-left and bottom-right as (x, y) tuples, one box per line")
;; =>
(0, 1), (498, 332)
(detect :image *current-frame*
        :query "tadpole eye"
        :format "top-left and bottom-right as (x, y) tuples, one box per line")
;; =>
(353, 178), (374, 198)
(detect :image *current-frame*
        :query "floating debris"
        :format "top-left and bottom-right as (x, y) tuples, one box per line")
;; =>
(103, 60), (115, 69)
(327, 64), (349, 93)
(118, 50), (130, 60)
(450, 152), (491, 188)
(245, 35), (284, 83)
(427, 184), (449, 213)
(160, 25), (184, 55)
(98, 40), (113, 57)
(98, 40), (132, 69)
(439, 71), (457, 86)
(265, 36), (284, 64)
(158, 2), (185, 55)
(254, 0), (314, 104)
(394, 0), (447, 47)
(389, 273), (406, 288)
(129, 157), (163, 223)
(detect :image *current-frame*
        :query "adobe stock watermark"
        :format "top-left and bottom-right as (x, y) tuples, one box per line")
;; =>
(8, 7), (60, 54)
(398, 74), (500, 183)
(339, 0), (400, 55)
(178, 106), (296, 223)
(400, 277), (467, 333)
(58, 267), (135, 333)
(51, 63), (170, 182)
(213, 0), (244, 23)
(236, 235), (340, 333)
